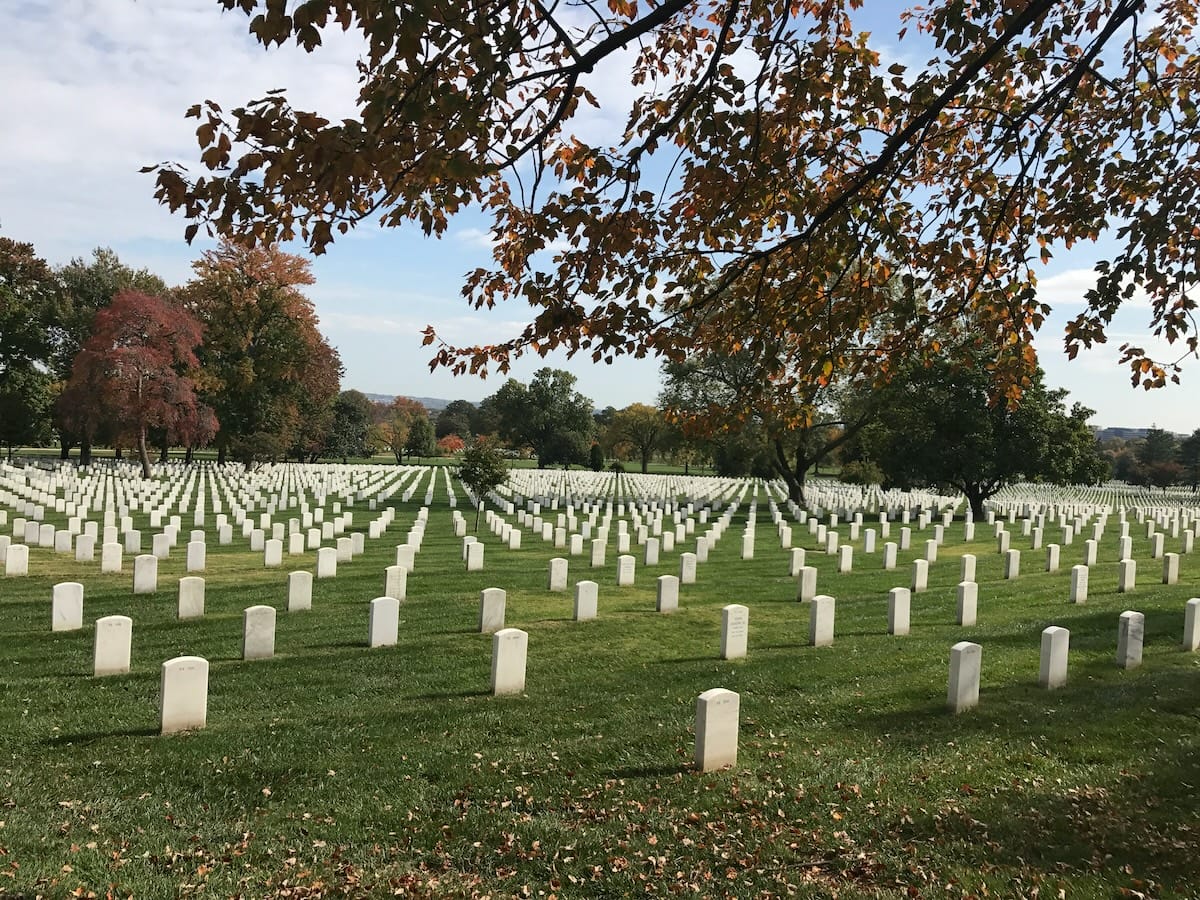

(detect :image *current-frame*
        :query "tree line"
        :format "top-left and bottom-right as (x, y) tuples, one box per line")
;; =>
(0, 238), (345, 476)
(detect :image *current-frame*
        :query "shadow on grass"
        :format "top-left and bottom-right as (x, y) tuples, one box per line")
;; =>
(44, 725), (160, 746)
(410, 688), (491, 701)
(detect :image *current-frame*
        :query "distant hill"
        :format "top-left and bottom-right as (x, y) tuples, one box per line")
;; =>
(361, 393), (451, 411)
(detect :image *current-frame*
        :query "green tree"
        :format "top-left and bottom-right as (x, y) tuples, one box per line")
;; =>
(325, 390), (374, 462)
(605, 404), (665, 474)
(848, 356), (1107, 519)
(0, 239), (58, 453)
(405, 413), (436, 461)
(436, 400), (475, 440)
(1136, 428), (1180, 467)
(458, 440), (509, 530)
(490, 368), (594, 469)
(661, 351), (882, 503)
(589, 442), (604, 472)
(1180, 429), (1200, 492)
(0, 365), (53, 460)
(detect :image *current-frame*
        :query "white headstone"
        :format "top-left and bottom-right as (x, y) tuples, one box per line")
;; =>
(51, 582), (84, 631)
(1162, 552), (1179, 585)
(882, 542), (897, 570)
(98, 540), (122, 573)
(368, 596), (400, 648)
(288, 570), (313, 611)
(911, 559), (928, 593)
(694, 688), (739, 771)
(796, 566), (817, 602)
(185, 540), (206, 572)
(1118, 558), (1136, 593)
(1184, 598), (1200, 652)
(1116, 610), (1144, 669)
(93, 615), (132, 676)
(888, 587), (910, 636)
(466, 541), (484, 571)
(133, 554), (158, 594)
(316, 546), (337, 578)
(1003, 549), (1020, 580)
(384, 565), (407, 601)
(947, 641), (982, 713)
(573, 580), (598, 620)
(617, 554), (636, 587)
(479, 587), (506, 633)
(177, 576), (205, 619)
(264, 538), (283, 568)
(491, 627), (528, 695)
(809, 595), (835, 647)
(679, 551), (697, 584)
(5, 543), (29, 576)
(1068, 564), (1089, 604)
(151, 639), (208, 731)
(243, 605), (277, 659)
(1045, 543), (1060, 573)
(957, 581), (978, 627)
(656, 574), (679, 613)
(1039, 626), (1069, 689)
(720, 604), (749, 659)
(548, 557), (568, 592)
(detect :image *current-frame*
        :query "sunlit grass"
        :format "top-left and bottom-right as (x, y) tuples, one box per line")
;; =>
(1, 481), (1198, 897)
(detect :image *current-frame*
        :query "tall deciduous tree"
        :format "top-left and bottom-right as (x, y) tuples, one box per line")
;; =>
(377, 397), (428, 463)
(0, 238), (58, 453)
(1179, 429), (1200, 492)
(155, 0), (1200, 402)
(63, 291), (214, 478)
(405, 413), (436, 460)
(325, 389), (374, 462)
(53, 248), (169, 461)
(606, 404), (665, 474)
(181, 242), (342, 465)
(436, 400), (476, 440)
(490, 368), (594, 469)
(661, 350), (882, 504)
(845, 356), (1107, 518)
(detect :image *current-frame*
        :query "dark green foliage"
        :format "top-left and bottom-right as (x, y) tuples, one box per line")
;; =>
(324, 390), (374, 462)
(848, 358), (1108, 518)
(458, 440), (509, 528)
(405, 413), (436, 458)
(489, 368), (594, 468)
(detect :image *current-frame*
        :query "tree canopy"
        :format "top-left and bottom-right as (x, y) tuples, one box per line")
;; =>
(843, 355), (1108, 518)
(154, 0), (1200, 402)
(181, 242), (342, 465)
(490, 368), (595, 468)
(63, 290), (214, 478)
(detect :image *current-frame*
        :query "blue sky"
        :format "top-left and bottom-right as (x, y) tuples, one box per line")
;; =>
(1, 0), (1194, 431)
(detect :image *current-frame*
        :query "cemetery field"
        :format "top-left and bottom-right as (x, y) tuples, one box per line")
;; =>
(1, 471), (1199, 898)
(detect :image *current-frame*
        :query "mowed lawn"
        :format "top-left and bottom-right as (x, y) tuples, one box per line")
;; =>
(1, 479), (1198, 898)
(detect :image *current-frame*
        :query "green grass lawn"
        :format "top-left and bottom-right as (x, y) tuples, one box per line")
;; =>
(1, 482), (1198, 897)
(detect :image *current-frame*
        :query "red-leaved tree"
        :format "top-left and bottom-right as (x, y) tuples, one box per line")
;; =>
(64, 290), (215, 477)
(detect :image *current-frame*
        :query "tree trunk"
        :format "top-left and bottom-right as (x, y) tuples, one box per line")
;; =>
(114, 446), (123, 459)
(185, 445), (195, 464)
(80, 436), (92, 466)
(217, 443), (227, 465)
(136, 427), (152, 479)
(771, 438), (808, 506)
(641, 449), (650, 474)
(963, 484), (986, 521)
